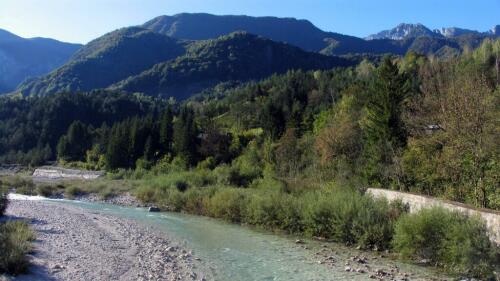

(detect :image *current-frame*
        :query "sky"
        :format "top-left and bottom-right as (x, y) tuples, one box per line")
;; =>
(0, 0), (499, 44)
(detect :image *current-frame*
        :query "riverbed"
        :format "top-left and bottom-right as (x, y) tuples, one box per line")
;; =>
(5, 197), (449, 281)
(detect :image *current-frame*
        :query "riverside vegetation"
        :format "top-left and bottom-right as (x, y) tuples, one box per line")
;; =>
(1, 39), (500, 279)
(0, 183), (35, 276)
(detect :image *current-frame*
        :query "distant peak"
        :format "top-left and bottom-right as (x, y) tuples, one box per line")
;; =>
(365, 23), (436, 40)
(491, 25), (500, 35)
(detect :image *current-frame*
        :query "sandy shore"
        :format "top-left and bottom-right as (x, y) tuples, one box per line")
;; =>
(4, 200), (210, 281)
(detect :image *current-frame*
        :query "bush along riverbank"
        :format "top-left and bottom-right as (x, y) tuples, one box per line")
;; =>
(134, 179), (499, 279)
(4, 169), (499, 279)
(0, 183), (35, 276)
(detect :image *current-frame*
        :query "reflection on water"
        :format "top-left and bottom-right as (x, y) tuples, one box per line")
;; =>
(51, 199), (446, 281)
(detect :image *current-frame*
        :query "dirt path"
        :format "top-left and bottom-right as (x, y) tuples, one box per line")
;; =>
(5, 200), (210, 281)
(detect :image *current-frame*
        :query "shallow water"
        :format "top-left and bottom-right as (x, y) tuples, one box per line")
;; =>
(43, 198), (445, 281)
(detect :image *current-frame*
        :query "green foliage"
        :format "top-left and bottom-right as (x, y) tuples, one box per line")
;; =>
(0, 221), (35, 275)
(9, 177), (35, 196)
(17, 27), (185, 97)
(393, 208), (498, 278)
(113, 32), (354, 99)
(173, 107), (198, 166)
(0, 91), (166, 166)
(36, 184), (58, 197)
(302, 187), (398, 249)
(206, 188), (247, 222)
(64, 185), (83, 199)
(360, 56), (411, 185)
(57, 121), (92, 162)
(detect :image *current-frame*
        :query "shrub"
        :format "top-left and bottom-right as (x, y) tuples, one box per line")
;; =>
(393, 207), (498, 278)
(213, 165), (244, 186)
(302, 187), (398, 250)
(36, 184), (58, 197)
(135, 185), (158, 203)
(8, 177), (35, 196)
(64, 185), (83, 199)
(0, 221), (35, 275)
(245, 191), (284, 228)
(182, 188), (208, 214)
(207, 188), (247, 222)
(302, 191), (339, 239)
(244, 191), (304, 233)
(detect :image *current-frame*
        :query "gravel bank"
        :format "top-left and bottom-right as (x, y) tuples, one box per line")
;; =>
(4, 200), (210, 281)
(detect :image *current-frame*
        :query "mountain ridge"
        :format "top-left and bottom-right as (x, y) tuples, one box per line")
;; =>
(16, 27), (186, 96)
(366, 22), (500, 40)
(0, 28), (81, 93)
(110, 31), (356, 99)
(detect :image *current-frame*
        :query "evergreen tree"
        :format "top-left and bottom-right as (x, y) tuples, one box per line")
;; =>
(56, 121), (91, 161)
(105, 122), (131, 169)
(159, 106), (174, 155)
(361, 57), (410, 185)
(173, 107), (198, 165)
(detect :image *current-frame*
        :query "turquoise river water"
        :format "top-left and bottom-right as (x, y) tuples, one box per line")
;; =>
(47, 199), (446, 281)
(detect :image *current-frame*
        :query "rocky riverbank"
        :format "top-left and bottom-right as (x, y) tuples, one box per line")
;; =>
(4, 200), (211, 281)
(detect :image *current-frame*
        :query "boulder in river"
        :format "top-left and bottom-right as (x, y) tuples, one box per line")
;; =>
(148, 207), (161, 212)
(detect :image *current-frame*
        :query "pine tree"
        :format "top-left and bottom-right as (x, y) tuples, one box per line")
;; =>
(105, 122), (131, 169)
(159, 106), (174, 155)
(361, 57), (410, 185)
(173, 107), (198, 165)
(57, 121), (92, 161)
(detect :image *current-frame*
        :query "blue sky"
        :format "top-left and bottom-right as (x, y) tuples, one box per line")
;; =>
(0, 0), (499, 44)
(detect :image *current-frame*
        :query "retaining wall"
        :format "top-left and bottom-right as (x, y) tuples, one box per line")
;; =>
(367, 188), (500, 245)
(33, 167), (103, 180)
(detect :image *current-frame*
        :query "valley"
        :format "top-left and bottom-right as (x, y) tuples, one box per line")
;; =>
(0, 5), (499, 281)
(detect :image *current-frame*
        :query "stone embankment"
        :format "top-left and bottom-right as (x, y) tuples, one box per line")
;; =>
(367, 188), (500, 245)
(0, 164), (21, 176)
(32, 166), (104, 180)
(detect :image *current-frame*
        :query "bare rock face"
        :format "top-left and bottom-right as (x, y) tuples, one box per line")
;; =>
(492, 25), (500, 35)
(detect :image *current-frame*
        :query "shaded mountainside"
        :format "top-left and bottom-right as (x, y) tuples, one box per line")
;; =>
(109, 32), (355, 99)
(142, 14), (499, 57)
(16, 27), (186, 96)
(142, 13), (412, 55)
(0, 29), (81, 94)
(142, 13), (351, 52)
(12, 14), (499, 98)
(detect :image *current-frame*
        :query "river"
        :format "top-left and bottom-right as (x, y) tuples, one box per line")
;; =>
(41, 199), (447, 281)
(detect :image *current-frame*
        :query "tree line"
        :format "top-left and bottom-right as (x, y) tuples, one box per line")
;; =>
(0, 39), (499, 210)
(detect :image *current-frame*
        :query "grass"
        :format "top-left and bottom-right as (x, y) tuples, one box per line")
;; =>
(0, 221), (35, 275)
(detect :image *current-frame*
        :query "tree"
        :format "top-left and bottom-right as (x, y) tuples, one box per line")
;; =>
(173, 107), (198, 165)
(159, 106), (174, 155)
(361, 57), (411, 185)
(56, 121), (91, 161)
(105, 122), (131, 169)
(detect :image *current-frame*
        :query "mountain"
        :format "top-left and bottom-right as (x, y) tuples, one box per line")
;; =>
(142, 13), (413, 55)
(365, 23), (438, 40)
(367, 23), (500, 40)
(491, 25), (500, 36)
(109, 32), (355, 99)
(434, 27), (479, 38)
(16, 27), (186, 96)
(0, 29), (81, 93)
